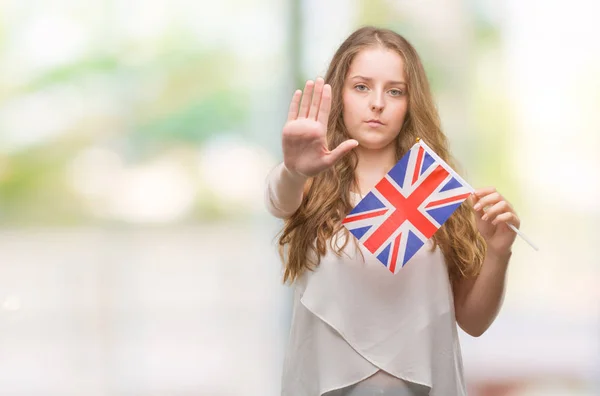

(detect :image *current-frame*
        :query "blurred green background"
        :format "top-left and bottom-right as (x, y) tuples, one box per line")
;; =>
(0, 0), (598, 395)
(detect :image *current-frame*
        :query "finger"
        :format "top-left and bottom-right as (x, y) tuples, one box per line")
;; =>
(317, 84), (332, 125)
(467, 194), (478, 208)
(473, 192), (502, 211)
(298, 80), (315, 119)
(468, 195), (484, 218)
(287, 90), (302, 122)
(473, 187), (497, 199)
(308, 78), (324, 120)
(471, 189), (486, 213)
(324, 139), (359, 166)
(481, 200), (511, 222)
(491, 212), (520, 228)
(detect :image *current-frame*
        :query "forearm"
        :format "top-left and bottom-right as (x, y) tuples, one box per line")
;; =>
(264, 162), (308, 218)
(455, 250), (511, 336)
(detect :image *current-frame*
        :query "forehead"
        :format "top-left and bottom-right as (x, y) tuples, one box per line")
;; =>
(347, 47), (406, 81)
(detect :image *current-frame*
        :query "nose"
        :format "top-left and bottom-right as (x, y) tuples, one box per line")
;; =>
(369, 93), (384, 112)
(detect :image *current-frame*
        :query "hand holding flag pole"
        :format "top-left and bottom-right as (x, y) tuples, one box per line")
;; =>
(505, 223), (538, 251)
(417, 138), (539, 252)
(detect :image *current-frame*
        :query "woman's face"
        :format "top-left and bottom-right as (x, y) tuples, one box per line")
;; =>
(342, 46), (409, 151)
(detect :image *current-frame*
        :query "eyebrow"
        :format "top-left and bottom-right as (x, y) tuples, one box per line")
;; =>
(350, 75), (407, 86)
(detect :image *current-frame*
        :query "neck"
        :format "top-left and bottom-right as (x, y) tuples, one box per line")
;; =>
(354, 144), (397, 195)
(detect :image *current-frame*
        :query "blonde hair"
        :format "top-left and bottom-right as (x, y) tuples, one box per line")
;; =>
(278, 26), (486, 284)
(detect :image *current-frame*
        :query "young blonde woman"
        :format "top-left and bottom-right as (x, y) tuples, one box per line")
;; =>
(265, 26), (519, 396)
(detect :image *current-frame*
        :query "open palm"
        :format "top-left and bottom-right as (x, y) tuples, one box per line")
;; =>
(282, 78), (358, 178)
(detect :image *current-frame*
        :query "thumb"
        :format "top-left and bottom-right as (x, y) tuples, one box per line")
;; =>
(325, 139), (359, 166)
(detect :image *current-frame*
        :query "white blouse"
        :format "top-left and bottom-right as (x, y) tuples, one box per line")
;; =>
(265, 167), (468, 396)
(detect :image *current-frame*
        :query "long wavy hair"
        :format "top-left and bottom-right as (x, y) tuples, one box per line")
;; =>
(278, 26), (486, 285)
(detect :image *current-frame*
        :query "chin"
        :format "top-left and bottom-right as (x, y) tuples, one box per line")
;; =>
(355, 137), (396, 151)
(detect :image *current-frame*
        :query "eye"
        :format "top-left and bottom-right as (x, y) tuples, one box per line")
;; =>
(354, 84), (368, 92)
(389, 89), (405, 96)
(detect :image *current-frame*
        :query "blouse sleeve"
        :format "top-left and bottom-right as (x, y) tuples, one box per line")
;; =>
(264, 163), (306, 219)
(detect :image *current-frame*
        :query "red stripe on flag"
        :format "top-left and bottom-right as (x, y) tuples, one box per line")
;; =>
(425, 193), (471, 209)
(410, 213), (439, 239)
(388, 232), (402, 274)
(342, 209), (388, 224)
(407, 165), (449, 208)
(406, 166), (449, 238)
(412, 146), (424, 185)
(364, 166), (449, 253)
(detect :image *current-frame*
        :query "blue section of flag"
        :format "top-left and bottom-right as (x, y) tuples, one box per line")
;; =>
(403, 231), (424, 265)
(388, 153), (410, 188)
(377, 244), (391, 267)
(440, 177), (463, 192)
(350, 192), (385, 215)
(426, 202), (463, 225)
(350, 226), (372, 240)
(420, 152), (436, 175)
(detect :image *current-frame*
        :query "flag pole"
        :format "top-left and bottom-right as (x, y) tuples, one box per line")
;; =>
(416, 138), (539, 251)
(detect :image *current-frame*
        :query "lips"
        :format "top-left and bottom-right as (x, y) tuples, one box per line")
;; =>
(365, 119), (384, 128)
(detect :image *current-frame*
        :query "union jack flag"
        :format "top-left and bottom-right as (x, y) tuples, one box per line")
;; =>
(342, 140), (473, 274)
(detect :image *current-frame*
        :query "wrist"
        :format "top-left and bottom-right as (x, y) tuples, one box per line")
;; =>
(485, 248), (512, 264)
(281, 163), (308, 184)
